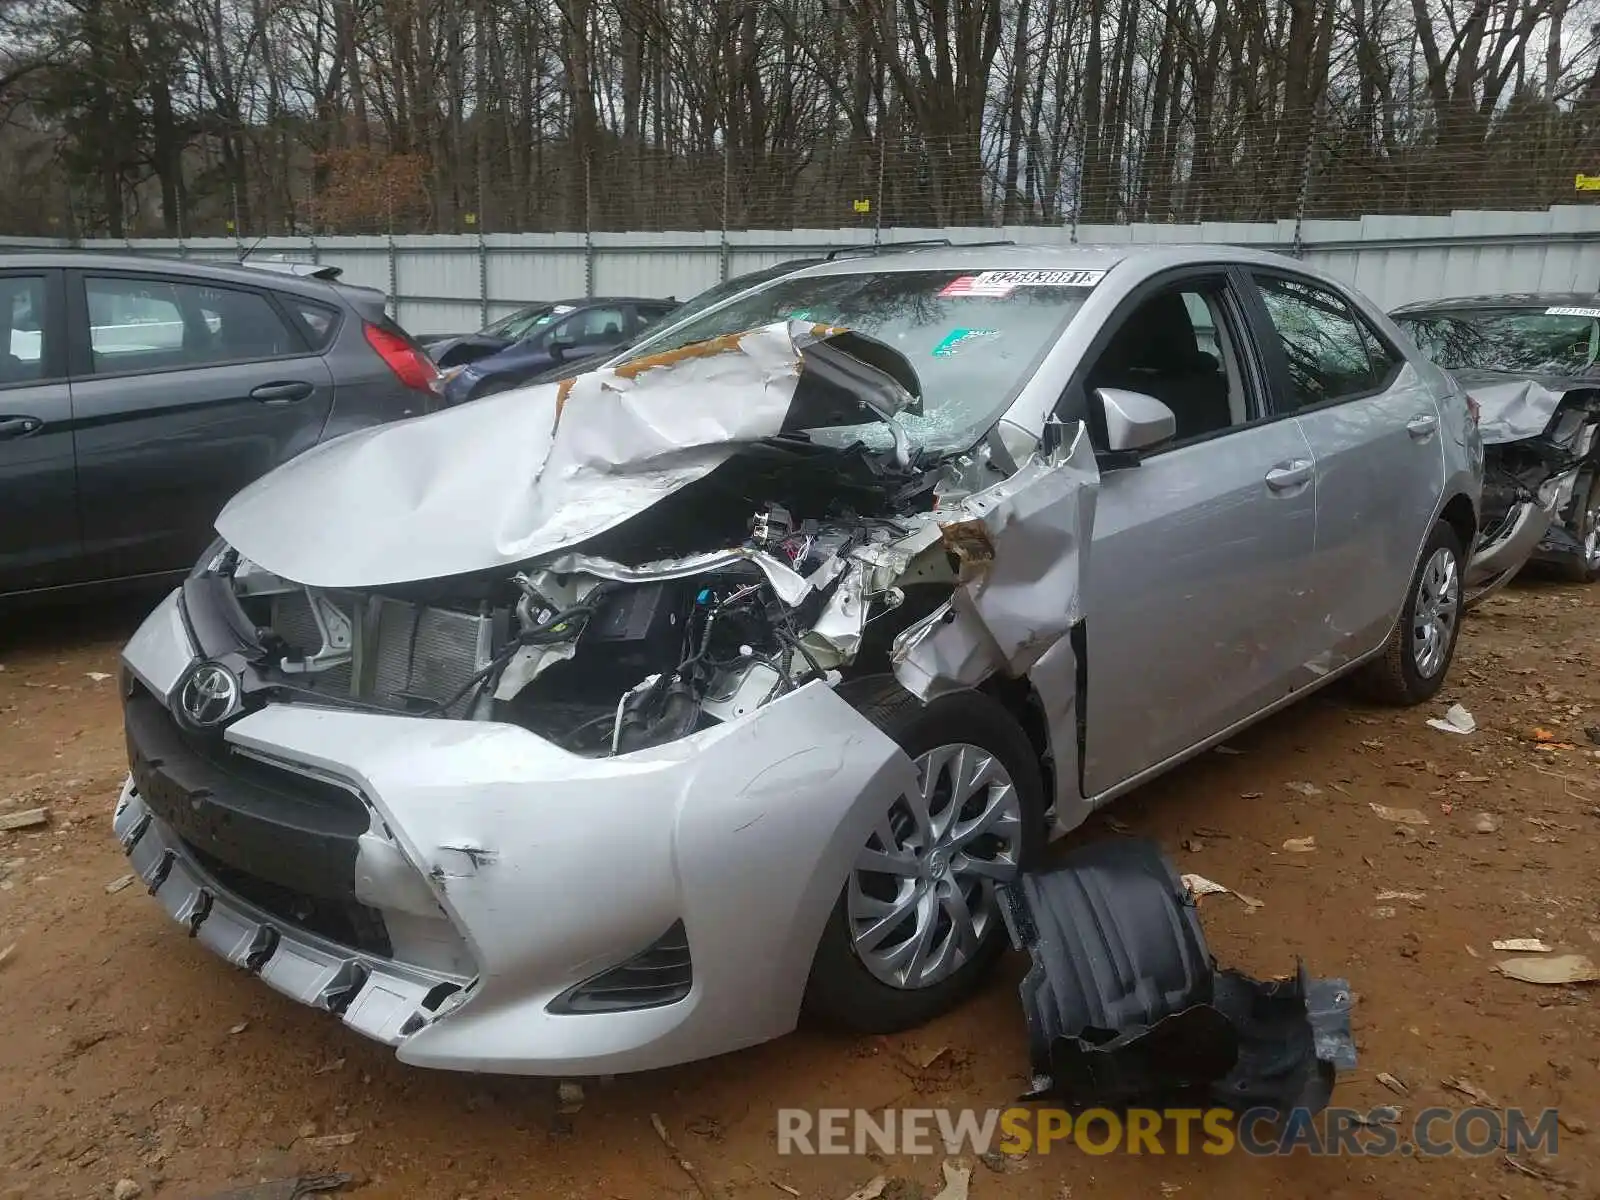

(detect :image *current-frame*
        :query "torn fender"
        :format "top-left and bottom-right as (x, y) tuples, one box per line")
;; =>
(891, 423), (1098, 700)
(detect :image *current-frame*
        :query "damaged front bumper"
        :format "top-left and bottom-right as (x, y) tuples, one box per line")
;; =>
(113, 782), (464, 1043)
(116, 588), (919, 1075)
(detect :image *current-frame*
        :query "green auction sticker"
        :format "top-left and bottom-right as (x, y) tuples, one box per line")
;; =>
(933, 328), (999, 357)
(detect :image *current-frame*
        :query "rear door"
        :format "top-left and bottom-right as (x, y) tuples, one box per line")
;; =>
(67, 269), (337, 581)
(0, 268), (79, 593)
(1244, 271), (1445, 666)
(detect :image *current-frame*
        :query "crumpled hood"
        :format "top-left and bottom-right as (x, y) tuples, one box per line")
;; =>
(1450, 368), (1592, 443)
(216, 321), (914, 588)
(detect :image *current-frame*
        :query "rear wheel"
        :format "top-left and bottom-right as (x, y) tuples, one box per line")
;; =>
(1553, 469), (1600, 584)
(1358, 519), (1465, 705)
(803, 682), (1046, 1033)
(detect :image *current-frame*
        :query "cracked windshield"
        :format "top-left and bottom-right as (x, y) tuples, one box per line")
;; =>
(1398, 308), (1600, 375)
(619, 269), (1094, 455)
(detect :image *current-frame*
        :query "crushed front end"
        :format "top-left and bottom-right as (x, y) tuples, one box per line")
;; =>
(111, 319), (1098, 1074)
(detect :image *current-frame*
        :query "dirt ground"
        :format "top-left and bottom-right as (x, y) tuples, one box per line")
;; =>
(1, 578), (1596, 1200)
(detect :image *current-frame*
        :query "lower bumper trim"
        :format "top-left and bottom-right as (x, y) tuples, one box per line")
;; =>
(113, 779), (470, 1047)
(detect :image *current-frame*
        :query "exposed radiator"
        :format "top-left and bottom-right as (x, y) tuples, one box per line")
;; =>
(269, 591), (493, 717)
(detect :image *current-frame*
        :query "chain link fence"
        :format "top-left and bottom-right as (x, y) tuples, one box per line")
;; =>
(65, 106), (1595, 242)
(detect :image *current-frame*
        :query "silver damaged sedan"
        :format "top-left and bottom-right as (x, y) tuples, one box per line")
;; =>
(113, 245), (1482, 1074)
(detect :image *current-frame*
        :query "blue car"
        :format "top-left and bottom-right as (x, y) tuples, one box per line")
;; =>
(434, 297), (677, 406)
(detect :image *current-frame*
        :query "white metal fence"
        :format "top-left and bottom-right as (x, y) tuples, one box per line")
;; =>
(8, 205), (1600, 338)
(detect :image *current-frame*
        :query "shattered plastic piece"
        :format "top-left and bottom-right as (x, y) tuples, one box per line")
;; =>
(1495, 954), (1600, 985)
(1375, 891), (1425, 902)
(842, 1178), (888, 1200)
(930, 1161), (972, 1200)
(1282, 837), (1317, 853)
(1492, 938), (1553, 953)
(1285, 781), (1322, 797)
(1369, 803), (1430, 826)
(1442, 1077), (1496, 1105)
(1474, 812), (1503, 833)
(1180, 873), (1230, 898)
(1426, 704), (1476, 735)
(86, 671), (112, 683)
(1000, 839), (1354, 1116)
(1377, 1071), (1409, 1096)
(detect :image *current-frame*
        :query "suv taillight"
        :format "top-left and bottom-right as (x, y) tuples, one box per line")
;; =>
(363, 322), (438, 392)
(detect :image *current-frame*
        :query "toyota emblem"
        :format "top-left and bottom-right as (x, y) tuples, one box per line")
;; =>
(177, 662), (240, 728)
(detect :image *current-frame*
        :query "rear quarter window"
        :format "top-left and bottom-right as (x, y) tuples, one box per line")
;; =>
(283, 296), (341, 351)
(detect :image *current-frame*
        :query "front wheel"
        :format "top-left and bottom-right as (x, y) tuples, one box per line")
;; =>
(803, 682), (1046, 1033)
(1358, 519), (1465, 705)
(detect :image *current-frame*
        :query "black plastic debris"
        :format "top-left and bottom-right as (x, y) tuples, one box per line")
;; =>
(998, 838), (1355, 1116)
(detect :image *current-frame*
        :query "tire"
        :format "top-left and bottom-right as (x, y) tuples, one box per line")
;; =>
(802, 679), (1046, 1033)
(1552, 468), (1600, 584)
(1358, 519), (1466, 706)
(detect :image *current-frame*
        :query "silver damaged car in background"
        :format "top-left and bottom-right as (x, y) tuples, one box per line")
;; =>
(113, 245), (1480, 1075)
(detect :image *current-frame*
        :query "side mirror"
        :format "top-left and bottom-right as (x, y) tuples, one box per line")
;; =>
(1093, 387), (1176, 454)
(547, 338), (572, 362)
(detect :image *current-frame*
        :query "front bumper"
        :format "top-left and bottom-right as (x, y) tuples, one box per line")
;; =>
(1466, 497), (1553, 585)
(113, 781), (462, 1043)
(116, 587), (916, 1074)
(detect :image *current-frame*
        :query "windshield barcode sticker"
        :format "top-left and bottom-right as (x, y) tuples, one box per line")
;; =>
(940, 268), (1107, 298)
(1545, 306), (1600, 317)
(978, 269), (1106, 288)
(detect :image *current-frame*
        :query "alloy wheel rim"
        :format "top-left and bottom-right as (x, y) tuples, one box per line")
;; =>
(1412, 546), (1460, 678)
(846, 743), (1022, 990)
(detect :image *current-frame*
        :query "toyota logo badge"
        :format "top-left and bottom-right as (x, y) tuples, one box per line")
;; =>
(177, 662), (240, 728)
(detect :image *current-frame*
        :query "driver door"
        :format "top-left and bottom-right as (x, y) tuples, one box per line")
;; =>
(1077, 268), (1321, 796)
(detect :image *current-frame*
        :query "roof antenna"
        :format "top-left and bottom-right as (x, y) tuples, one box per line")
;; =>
(237, 232), (268, 264)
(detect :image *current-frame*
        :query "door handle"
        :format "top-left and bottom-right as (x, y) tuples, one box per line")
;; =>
(1265, 459), (1313, 491)
(249, 381), (315, 405)
(0, 416), (42, 440)
(1406, 413), (1439, 439)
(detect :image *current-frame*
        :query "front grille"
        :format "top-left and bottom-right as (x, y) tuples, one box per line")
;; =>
(187, 842), (392, 957)
(265, 590), (491, 717)
(548, 921), (693, 1013)
(125, 682), (374, 933)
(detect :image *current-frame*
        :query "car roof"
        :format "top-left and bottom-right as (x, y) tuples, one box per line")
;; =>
(0, 249), (355, 300)
(1390, 292), (1600, 315)
(539, 297), (670, 307)
(784, 241), (1301, 279)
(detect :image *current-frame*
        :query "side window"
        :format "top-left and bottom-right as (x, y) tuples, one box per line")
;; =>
(283, 297), (339, 351)
(1357, 320), (1404, 391)
(0, 275), (52, 386)
(85, 276), (302, 375)
(1082, 278), (1253, 444)
(1253, 275), (1387, 410)
(557, 307), (627, 346)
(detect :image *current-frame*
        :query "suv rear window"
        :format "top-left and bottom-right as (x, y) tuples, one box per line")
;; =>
(283, 297), (340, 351)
